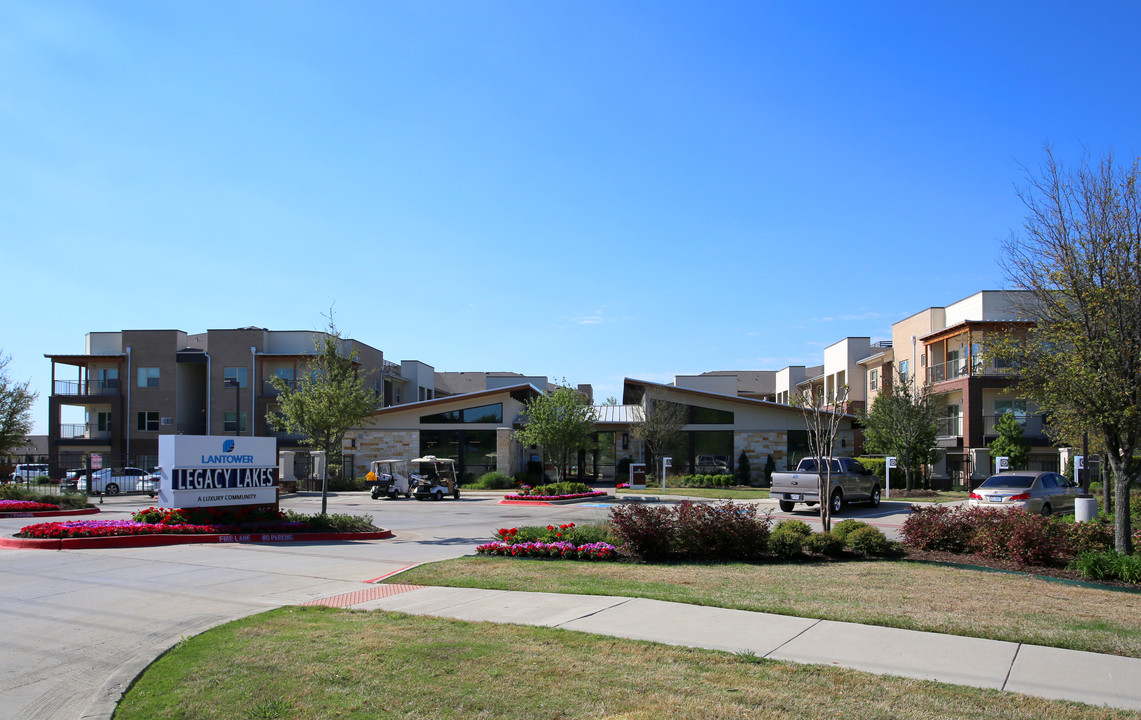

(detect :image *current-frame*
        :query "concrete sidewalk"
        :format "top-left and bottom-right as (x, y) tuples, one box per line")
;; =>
(339, 585), (1141, 712)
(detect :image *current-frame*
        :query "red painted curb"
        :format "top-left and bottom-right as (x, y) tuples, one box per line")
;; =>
(0, 529), (393, 550)
(0, 508), (100, 519)
(498, 495), (610, 506)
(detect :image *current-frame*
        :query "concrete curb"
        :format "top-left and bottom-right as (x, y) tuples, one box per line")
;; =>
(0, 529), (393, 550)
(498, 494), (610, 506)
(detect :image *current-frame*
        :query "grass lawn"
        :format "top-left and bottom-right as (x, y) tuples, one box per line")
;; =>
(617, 486), (771, 500)
(114, 606), (1141, 720)
(889, 490), (969, 503)
(389, 556), (1141, 658)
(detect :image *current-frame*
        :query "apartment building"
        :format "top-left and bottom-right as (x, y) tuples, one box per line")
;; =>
(43, 328), (431, 475)
(673, 371), (778, 402)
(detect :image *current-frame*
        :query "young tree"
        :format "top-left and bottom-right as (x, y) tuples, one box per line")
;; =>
(999, 146), (1141, 553)
(0, 352), (38, 459)
(266, 318), (378, 515)
(735, 450), (752, 486)
(861, 370), (940, 491)
(631, 396), (687, 480)
(514, 383), (596, 481)
(989, 414), (1030, 470)
(794, 385), (849, 531)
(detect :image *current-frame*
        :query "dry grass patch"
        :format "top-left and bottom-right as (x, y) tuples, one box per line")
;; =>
(114, 607), (1139, 720)
(391, 556), (1141, 657)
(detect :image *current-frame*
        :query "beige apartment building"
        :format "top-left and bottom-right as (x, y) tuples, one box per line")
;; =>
(44, 328), (430, 475)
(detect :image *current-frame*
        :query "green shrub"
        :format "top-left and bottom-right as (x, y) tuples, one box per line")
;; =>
(469, 471), (514, 489)
(526, 482), (593, 497)
(608, 501), (772, 562)
(855, 457), (887, 481)
(328, 476), (366, 492)
(846, 526), (891, 556)
(0, 483), (87, 509)
(769, 527), (804, 558)
(285, 510), (376, 532)
(804, 531), (845, 557)
(774, 519), (813, 538)
(831, 519), (871, 543)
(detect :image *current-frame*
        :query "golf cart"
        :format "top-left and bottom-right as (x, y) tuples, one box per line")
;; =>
(368, 459), (415, 500)
(410, 455), (460, 501)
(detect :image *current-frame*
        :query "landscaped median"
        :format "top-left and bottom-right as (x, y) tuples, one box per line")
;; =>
(1, 505), (391, 549)
(498, 481), (608, 505)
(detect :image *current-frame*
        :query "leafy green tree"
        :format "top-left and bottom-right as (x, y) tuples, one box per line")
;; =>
(0, 352), (37, 459)
(998, 146), (1141, 553)
(631, 396), (687, 479)
(989, 414), (1030, 470)
(266, 318), (378, 515)
(514, 383), (596, 481)
(860, 370), (940, 491)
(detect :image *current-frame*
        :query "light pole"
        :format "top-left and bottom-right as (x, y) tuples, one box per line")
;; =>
(223, 377), (240, 436)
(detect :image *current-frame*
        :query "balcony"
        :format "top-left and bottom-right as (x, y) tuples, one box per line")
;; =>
(983, 414), (1049, 439)
(926, 357), (1017, 384)
(53, 379), (120, 397)
(58, 423), (111, 441)
(936, 417), (963, 437)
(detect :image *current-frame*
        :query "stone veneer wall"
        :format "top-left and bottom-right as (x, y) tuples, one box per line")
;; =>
(734, 431), (787, 482)
(733, 429), (857, 483)
(350, 429), (420, 477)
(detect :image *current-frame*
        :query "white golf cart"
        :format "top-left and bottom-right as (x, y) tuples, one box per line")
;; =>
(368, 459), (414, 500)
(410, 455), (460, 501)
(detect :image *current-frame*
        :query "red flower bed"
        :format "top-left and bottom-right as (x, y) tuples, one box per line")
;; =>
(0, 500), (61, 513)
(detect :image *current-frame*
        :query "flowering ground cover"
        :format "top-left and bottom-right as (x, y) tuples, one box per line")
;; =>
(0, 500), (61, 513)
(502, 491), (607, 501)
(15, 505), (376, 539)
(476, 523), (619, 561)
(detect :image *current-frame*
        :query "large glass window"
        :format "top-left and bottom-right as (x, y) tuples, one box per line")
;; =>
(98, 368), (118, 391)
(274, 368), (295, 389)
(995, 400), (1028, 423)
(421, 403), (503, 424)
(420, 429), (497, 482)
(137, 367), (160, 388)
(689, 405), (734, 424)
(223, 367), (248, 388)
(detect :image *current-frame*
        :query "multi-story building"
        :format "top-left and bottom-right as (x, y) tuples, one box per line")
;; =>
(673, 371), (778, 402)
(43, 328), (430, 475)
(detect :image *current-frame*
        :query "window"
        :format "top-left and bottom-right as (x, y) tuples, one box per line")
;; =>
(869, 369), (878, 391)
(995, 400), (1028, 422)
(689, 405), (734, 424)
(136, 412), (159, 432)
(98, 368), (118, 391)
(96, 412), (112, 432)
(223, 367), (248, 388)
(421, 403), (503, 424)
(137, 367), (160, 388)
(899, 360), (910, 384)
(374, 380), (381, 399)
(274, 368), (295, 389)
(223, 412), (248, 432)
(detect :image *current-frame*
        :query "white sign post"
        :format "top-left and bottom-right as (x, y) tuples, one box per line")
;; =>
(158, 435), (278, 509)
(661, 457), (671, 492)
(1074, 454), (1085, 486)
(996, 456), (1010, 472)
(885, 456), (897, 499)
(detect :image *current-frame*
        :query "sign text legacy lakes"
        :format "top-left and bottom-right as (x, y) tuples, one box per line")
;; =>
(170, 466), (277, 490)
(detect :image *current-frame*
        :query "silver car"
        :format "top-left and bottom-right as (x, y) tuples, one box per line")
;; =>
(968, 471), (1079, 516)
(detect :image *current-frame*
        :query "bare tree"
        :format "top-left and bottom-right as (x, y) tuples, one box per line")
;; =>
(632, 395), (688, 481)
(794, 385), (849, 531)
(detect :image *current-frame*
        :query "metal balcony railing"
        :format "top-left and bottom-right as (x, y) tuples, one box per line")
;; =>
(58, 423), (111, 440)
(936, 417), (962, 437)
(926, 357), (1018, 384)
(53, 379), (120, 396)
(983, 414), (1047, 438)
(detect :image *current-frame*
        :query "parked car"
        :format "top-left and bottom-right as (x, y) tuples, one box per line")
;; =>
(770, 457), (881, 515)
(968, 471), (1078, 516)
(12, 464), (50, 483)
(77, 467), (161, 495)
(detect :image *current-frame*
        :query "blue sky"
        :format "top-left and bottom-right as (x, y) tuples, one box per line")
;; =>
(3, 1), (1139, 433)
